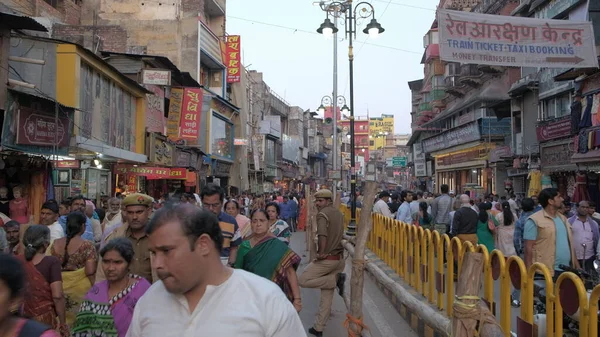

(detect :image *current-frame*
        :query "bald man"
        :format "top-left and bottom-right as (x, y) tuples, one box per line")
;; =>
(451, 194), (479, 245)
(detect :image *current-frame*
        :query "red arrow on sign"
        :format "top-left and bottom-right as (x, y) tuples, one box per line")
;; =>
(545, 56), (584, 64)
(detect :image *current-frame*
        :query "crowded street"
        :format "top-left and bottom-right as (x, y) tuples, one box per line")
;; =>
(2, 0), (600, 336)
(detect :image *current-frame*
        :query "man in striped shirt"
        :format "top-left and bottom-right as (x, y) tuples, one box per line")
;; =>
(201, 184), (241, 267)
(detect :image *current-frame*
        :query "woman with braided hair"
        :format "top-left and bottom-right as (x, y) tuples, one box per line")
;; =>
(49, 212), (97, 325)
(20, 225), (69, 336)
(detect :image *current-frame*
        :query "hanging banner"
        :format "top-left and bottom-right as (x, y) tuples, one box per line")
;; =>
(166, 88), (183, 140)
(115, 166), (187, 180)
(225, 35), (242, 83)
(437, 9), (598, 68)
(180, 88), (203, 140)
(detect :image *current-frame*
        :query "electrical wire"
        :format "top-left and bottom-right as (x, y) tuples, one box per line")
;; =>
(226, 16), (421, 54)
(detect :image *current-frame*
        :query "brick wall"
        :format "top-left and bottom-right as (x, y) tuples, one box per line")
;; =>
(58, 0), (82, 25)
(3, 0), (35, 16)
(52, 24), (128, 53)
(35, 0), (63, 21)
(182, 0), (205, 17)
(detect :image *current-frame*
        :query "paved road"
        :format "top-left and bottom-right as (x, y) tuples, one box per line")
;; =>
(291, 233), (418, 337)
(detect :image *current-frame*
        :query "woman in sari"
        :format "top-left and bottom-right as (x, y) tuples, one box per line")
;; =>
(235, 209), (302, 312)
(20, 225), (68, 336)
(265, 202), (291, 245)
(0, 253), (60, 337)
(297, 197), (307, 231)
(71, 238), (151, 337)
(49, 212), (96, 325)
(224, 200), (251, 239)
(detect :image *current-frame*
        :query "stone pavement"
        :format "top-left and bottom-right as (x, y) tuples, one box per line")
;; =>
(291, 233), (418, 337)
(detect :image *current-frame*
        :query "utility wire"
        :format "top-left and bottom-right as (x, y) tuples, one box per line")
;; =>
(227, 16), (421, 54)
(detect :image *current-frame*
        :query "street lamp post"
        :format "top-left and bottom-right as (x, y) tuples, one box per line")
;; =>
(318, 0), (384, 236)
(318, 95), (349, 198)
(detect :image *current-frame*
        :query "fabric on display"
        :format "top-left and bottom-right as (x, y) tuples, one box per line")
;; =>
(572, 172), (589, 203)
(580, 95), (593, 129)
(588, 172), (600, 208)
(541, 174), (553, 190)
(572, 99), (583, 134)
(528, 170), (542, 197)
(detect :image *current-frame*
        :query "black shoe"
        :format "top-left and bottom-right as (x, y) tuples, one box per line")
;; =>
(308, 327), (323, 337)
(336, 272), (346, 297)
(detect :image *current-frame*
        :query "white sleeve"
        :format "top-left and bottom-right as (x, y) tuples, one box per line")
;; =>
(125, 300), (143, 337)
(50, 226), (65, 242)
(381, 203), (393, 218)
(264, 291), (307, 337)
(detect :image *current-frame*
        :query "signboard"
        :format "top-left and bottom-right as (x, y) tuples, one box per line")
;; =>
(536, 118), (572, 142)
(437, 147), (487, 166)
(147, 133), (174, 166)
(16, 107), (69, 146)
(225, 35), (241, 83)
(180, 88), (202, 140)
(392, 156), (407, 167)
(115, 166), (187, 180)
(55, 160), (80, 168)
(234, 138), (248, 146)
(540, 140), (574, 168)
(438, 9), (598, 68)
(328, 170), (341, 180)
(413, 143), (427, 177)
(166, 88), (183, 140)
(422, 121), (480, 153)
(145, 85), (166, 134)
(142, 69), (171, 86)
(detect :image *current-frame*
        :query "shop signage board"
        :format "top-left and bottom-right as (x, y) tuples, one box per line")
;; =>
(422, 121), (480, 153)
(142, 69), (171, 86)
(147, 134), (174, 166)
(180, 88), (202, 140)
(536, 118), (571, 141)
(16, 107), (69, 147)
(225, 35), (242, 83)
(392, 157), (407, 167)
(145, 85), (166, 134)
(175, 150), (191, 167)
(490, 146), (512, 162)
(437, 147), (487, 166)
(55, 160), (80, 169)
(438, 8), (598, 68)
(167, 88), (183, 140)
(115, 166), (186, 180)
(540, 141), (574, 167)
(413, 143), (427, 177)
(212, 160), (232, 177)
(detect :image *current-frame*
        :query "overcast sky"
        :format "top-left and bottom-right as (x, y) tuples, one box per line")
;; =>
(226, 0), (439, 134)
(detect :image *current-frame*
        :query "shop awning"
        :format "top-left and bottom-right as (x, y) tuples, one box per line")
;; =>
(571, 149), (600, 164)
(554, 66), (600, 82)
(74, 136), (147, 163)
(0, 6), (47, 31)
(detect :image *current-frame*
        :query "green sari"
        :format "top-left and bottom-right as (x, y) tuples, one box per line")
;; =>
(235, 236), (301, 301)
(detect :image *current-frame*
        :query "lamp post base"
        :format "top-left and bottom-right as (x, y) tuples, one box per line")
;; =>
(346, 219), (357, 236)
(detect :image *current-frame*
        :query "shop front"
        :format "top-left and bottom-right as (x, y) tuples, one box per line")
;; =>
(114, 166), (191, 198)
(204, 94), (237, 193)
(1, 90), (74, 224)
(537, 139), (577, 200)
(434, 144), (493, 198)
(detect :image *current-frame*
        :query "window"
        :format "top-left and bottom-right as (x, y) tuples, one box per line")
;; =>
(210, 112), (233, 159)
(542, 93), (571, 119)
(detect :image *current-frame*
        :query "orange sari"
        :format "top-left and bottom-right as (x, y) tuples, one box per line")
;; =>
(21, 258), (57, 328)
(297, 199), (307, 231)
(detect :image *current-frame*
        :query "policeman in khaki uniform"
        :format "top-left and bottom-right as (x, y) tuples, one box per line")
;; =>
(96, 193), (157, 283)
(299, 189), (346, 337)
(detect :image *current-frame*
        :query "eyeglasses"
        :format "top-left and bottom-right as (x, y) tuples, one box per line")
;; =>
(203, 202), (222, 209)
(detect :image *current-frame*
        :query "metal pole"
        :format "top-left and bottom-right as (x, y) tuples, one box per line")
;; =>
(332, 12), (339, 201)
(346, 0), (357, 236)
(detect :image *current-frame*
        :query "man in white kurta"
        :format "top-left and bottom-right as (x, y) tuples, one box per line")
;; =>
(126, 204), (306, 337)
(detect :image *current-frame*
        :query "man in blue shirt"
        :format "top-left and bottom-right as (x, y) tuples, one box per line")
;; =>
(201, 184), (241, 266)
(58, 195), (94, 241)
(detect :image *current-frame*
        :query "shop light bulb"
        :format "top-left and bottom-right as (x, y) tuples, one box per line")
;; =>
(97, 164), (103, 169)
(94, 159), (100, 166)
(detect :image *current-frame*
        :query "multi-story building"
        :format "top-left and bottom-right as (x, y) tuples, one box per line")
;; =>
(369, 114), (394, 151)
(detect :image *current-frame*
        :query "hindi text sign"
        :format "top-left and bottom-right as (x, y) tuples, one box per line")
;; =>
(142, 69), (171, 86)
(16, 107), (69, 147)
(180, 88), (202, 140)
(438, 9), (598, 68)
(225, 35), (242, 83)
(167, 88), (183, 140)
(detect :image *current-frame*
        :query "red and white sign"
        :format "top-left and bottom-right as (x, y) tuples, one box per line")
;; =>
(179, 88), (203, 140)
(225, 35), (242, 83)
(55, 160), (80, 168)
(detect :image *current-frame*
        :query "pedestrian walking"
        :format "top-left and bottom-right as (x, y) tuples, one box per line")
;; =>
(299, 189), (346, 337)
(126, 204), (306, 337)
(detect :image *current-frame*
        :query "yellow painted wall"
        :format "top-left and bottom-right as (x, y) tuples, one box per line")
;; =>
(56, 44), (147, 155)
(369, 114), (394, 150)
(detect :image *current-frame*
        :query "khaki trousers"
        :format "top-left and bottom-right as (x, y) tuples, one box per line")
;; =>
(299, 259), (345, 331)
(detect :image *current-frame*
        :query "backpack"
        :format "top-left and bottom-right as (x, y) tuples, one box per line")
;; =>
(18, 319), (50, 337)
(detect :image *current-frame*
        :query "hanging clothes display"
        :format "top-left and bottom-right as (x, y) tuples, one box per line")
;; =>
(579, 130), (589, 153)
(579, 95), (593, 129)
(572, 172), (590, 203)
(571, 96), (583, 134)
(567, 174), (576, 199)
(588, 172), (600, 207)
(557, 175), (568, 199)
(528, 170), (542, 197)
(541, 174), (553, 189)
(593, 93), (600, 126)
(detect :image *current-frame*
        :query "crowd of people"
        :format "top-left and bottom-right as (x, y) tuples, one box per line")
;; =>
(0, 184), (347, 337)
(373, 184), (600, 307)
